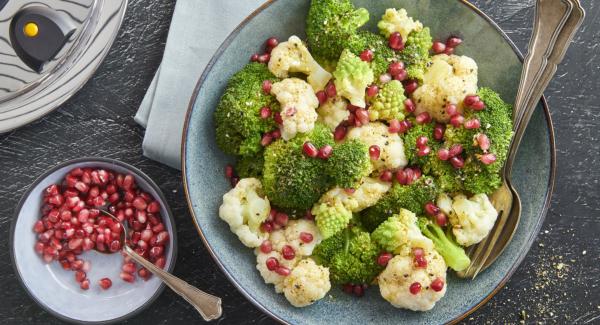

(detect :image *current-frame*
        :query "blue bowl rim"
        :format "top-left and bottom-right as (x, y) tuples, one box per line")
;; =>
(181, 1), (557, 324)
(9, 157), (178, 325)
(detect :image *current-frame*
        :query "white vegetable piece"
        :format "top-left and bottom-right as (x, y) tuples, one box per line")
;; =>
(345, 122), (408, 172)
(268, 35), (332, 91)
(283, 258), (331, 307)
(218, 178), (270, 248)
(255, 250), (300, 293)
(445, 193), (498, 247)
(379, 250), (447, 311)
(377, 8), (423, 40)
(412, 54), (478, 122)
(318, 177), (391, 213)
(270, 78), (319, 140)
(317, 96), (349, 131)
(284, 219), (322, 256)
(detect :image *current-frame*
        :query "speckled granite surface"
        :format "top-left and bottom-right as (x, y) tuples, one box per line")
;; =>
(0, 0), (598, 324)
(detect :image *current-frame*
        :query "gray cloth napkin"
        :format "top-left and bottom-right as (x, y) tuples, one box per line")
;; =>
(135, 0), (265, 170)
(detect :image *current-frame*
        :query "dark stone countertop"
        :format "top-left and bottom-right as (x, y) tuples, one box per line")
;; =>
(1, 0), (598, 324)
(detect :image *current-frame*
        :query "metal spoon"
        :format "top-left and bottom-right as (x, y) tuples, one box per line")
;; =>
(100, 210), (222, 321)
(457, 0), (585, 279)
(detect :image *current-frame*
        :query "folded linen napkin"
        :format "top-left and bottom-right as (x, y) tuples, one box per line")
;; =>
(135, 0), (265, 169)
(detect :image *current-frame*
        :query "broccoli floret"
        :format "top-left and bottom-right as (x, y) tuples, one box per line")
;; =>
(346, 31), (398, 77)
(368, 80), (407, 122)
(360, 176), (438, 231)
(312, 202), (352, 239)
(371, 209), (434, 255)
(306, 0), (370, 63)
(402, 120), (437, 165)
(418, 217), (471, 271)
(262, 123), (334, 210)
(326, 140), (371, 189)
(313, 226), (383, 285)
(214, 63), (280, 156)
(398, 28), (432, 81)
(422, 155), (465, 194)
(236, 155), (264, 179)
(333, 49), (375, 108)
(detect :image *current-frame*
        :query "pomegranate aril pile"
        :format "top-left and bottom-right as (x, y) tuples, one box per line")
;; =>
(33, 167), (169, 291)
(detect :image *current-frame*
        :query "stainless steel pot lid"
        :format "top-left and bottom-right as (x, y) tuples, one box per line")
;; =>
(0, 0), (127, 133)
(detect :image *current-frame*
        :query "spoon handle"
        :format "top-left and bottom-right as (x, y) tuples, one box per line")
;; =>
(124, 245), (222, 322)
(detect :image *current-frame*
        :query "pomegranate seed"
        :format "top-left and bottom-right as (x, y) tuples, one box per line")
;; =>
(265, 37), (278, 49)
(392, 69), (408, 81)
(132, 197), (147, 211)
(415, 112), (431, 124)
(369, 145), (381, 160)
(409, 282), (422, 294)
(444, 46), (454, 55)
(299, 232), (313, 243)
(431, 278), (445, 292)
(250, 53), (259, 62)
(431, 41), (446, 54)
(366, 85), (379, 97)
(464, 95), (480, 107)
(438, 148), (450, 161)
(258, 106), (272, 119)
(284, 106), (297, 117)
(260, 240), (273, 254)
(388, 119), (401, 133)
(68, 238), (83, 250)
(34, 241), (45, 254)
(445, 103), (458, 117)
(275, 212), (289, 226)
(270, 129), (282, 139)
(433, 123), (445, 141)
(304, 210), (315, 221)
(424, 202), (440, 216)
(450, 156), (465, 169)
(359, 49), (373, 62)
(353, 284), (365, 297)
(150, 246), (165, 259)
(275, 266), (291, 276)
(262, 80), (272, 94)
(266, 257), (278, 271)
(258, 53), (270, 63)
(325, 82), (337, 98)
(282, 245), (295, 260)
(395, 169), (408, 185)
(404, 168), (415, 184)
(403, 80), (418, 94)
(416, 136), (428, 148)
(74, 182), (89, 193)
(480, 153), (497, 165)
(109, 240), (121, 252)
(75, 270), (86, 283)
(82, 238), (94, 251)
(260, 222), (273, 233)
(122, 262), (136, 274)
(414, 255), (428, 268)
(398, 119), (412, 133)
(99, 278), (112, 290)
(449, 144), (463, 157)
(435, 212), (448, 226)
(388, 61), (405, 76)
(388, 32), (404, 51)
(302, 142), (318, 158)
(230, 176), (239, 187)
(154, 257), (166, 269)
(316, 91), (328, 105)
(156, 231), (169, 245)
(446, 36), (463, 48)
(417, 146), (431, 157)
(470, 100), (485, 111)
(317, 145), (333, 159)
(272, 112), (282, 126)
(344, 188), (356, 194)
(377, 252), (393, 266)
(379, 73), (392, 84)
(355, 109), (370, 125)
(45, 184), (60, 196)
(400, 100), (414, 115)
(343, 283), (354, 294)
(120, 272), (135, 283)
(141, 229), (153, 242)
(138, 268), (151, 280)
(33, 220), (45, 233)
(136, 210), (147, 224)
(80, 279), (90, 290)
(413, 247), (424, 257)
(380, 170), (393, 182)
(334, 125), (347, 141)
(261, 133), (273, 147)
(464, 118), (481, 129)
(476, 133), (491, 151)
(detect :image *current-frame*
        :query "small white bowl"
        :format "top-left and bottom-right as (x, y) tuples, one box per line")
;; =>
(10, 157), (177, 324)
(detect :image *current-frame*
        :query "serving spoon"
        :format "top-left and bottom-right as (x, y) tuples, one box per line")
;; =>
(100, 210), (223, 321)
(457, 0), (585, 279)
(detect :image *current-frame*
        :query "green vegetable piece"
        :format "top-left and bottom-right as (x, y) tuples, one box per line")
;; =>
(418, 217), (471, 271)
(369, 80), (406, 122)
(398, 28), (432, 81)
(402, 120), (437, 165)
(236, 154), (264, 179)
(326, 140), (371, 189)
(346, 31), (398, 77)
(333, 49), (374, 108)
(312, 202), (352, 239)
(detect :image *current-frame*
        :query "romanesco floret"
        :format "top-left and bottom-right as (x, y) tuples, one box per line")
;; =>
(372, 209), (435, 255)
(270, 78), (319, 140)
(326, 140), (372, 189)
(312, 201), (352, 239)
(316, 96), (349, 131)
(218, 178), (270, 247)
(306, 0), (369, 63)
(346, 31), (399, 77)
(446, 193), (498, 247)
(268, 35), (332, 91)
(368, 80), (407, 122)
(214, 63), (280, 156)
(312, 226), (383, 285)
(345, 122), (407, 172)
(418, 217), (470, 271)
(360, 176), (438, 231)
(399, 27), (433, 81)
(333, 49), (374, 108)
(378, 250), (447, 311)
(377, 8), (423, 40)
(283, 258), (331, 307)
(262, 123), (333, 210)
(412, 54), (478, 122)
(318, 177), (392, 213)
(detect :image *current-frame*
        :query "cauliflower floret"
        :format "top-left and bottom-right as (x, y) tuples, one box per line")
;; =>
(346, 122), (407, 172)
(270, 78), (319, 140)
(378, 250), (447, 311)
(412, 54), (478, 122)
(219, 178), (270, 247)
(319, 177), (391, 212)
(284, 219), (323, 256)
(377, 8), (423, 40)
(268, 35), (332, 91)
(372, 209), (435, 255)
(283, 258), (331, 307)
(436, 193), (453, 215)
(317, 96), (349, 131)
(447, 193), (498, 247)
(256, 250), (300, 293)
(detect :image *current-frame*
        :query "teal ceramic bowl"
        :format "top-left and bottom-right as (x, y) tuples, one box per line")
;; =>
(182, 1), (555, 323)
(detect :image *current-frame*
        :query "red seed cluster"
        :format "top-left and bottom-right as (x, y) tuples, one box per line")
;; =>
(431, 36), (463, 55)
(388, 32), (404, 51)
(34, 167), (169, 290)
(343, 283), (368, 297)
(395, 166), (422, 185)
(250, 37), (279, 63)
